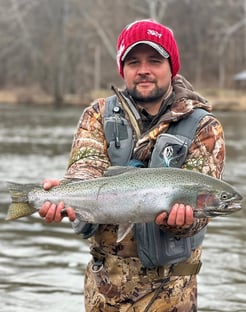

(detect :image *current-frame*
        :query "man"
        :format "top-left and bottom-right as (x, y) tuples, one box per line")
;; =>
(39, 19), (225, 311)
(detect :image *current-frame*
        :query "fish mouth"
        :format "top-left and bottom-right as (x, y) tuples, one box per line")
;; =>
(208, 201), (242, 217)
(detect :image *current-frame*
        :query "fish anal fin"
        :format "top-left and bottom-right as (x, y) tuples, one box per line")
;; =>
(116, 223), (134, 243)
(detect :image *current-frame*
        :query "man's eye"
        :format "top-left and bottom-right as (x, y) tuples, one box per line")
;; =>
(150, 59), (161, 63)
(127, 60), (138, 65)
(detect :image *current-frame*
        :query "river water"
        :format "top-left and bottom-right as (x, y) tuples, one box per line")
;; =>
(0, 104), (245, 312)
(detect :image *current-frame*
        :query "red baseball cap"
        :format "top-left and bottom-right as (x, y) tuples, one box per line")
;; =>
(117, 19), (180, 78)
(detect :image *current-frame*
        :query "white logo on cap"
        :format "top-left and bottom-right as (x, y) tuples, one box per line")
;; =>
(117, 43), (125, 68)
(147, 29), (162, 38)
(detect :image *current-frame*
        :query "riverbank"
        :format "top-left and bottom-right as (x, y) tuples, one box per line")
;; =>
(0, 87), (245, 111)
(202, 89), (246, 111)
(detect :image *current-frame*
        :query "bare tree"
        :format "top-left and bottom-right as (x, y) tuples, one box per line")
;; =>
(244, 0), (246, 66)
(127, 0), (176, 21)
(0, 0), (40, 85)
(0, 0), (245, 105)
(218, 19), (246, 88)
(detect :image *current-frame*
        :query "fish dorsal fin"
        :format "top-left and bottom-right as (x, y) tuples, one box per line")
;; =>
(117, 223), (134, 243)
(103, 166), (138, 177)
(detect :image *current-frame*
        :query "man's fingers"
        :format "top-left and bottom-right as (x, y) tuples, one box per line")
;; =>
(39, 201), (52, 218)
(155, 211), (168, 225)
(167, 203), (194, 226)
(66, 207), (76, 222)
(167, 203), (179, 225)
(44, 203), (57, 223)
(155, 204), (195, 226)
(53, 202), (76, 222)
(184, 205), (194, 225)
(43, 179), (60, 190)
(39, 201), (76, 223)
(54, 202), (65, 222)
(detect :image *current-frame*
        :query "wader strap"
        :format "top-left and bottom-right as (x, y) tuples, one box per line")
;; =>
(143, 271), (172, 312)
(170, 260), (202, 276)
(143, 260), (202, 312)
(91, 248), (202, 276)
(156, 261), (202, 277)
(91, 247), (107, 273)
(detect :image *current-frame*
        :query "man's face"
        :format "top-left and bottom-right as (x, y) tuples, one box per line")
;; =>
(122, 44), (172, 104)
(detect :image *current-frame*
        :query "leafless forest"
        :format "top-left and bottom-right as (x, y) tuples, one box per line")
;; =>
(0, 0), (245, 104)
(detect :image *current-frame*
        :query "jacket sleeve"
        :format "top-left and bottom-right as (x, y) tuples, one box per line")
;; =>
(65, 99), (111, 180)
(64, 100), (110, 238)
(160, 114), (226, 237)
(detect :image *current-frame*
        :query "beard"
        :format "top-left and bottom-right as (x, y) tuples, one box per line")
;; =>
(127, 83), (168, 104)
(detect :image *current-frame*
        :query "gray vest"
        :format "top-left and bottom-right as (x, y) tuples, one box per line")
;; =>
(104, 95), (209, 268)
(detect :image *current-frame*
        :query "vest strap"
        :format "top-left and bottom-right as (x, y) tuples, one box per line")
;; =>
(170, 260), (202, 276)
(91, 247), (202, 277)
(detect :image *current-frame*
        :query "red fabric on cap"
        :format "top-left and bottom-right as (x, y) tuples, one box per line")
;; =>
(117, 19), (180, 78)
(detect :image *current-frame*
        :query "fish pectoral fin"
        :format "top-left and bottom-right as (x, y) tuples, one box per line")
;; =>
(103, 166), (139, 177)
(117, 223), (134, 243)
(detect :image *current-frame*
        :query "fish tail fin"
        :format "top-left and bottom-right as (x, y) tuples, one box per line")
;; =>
(6, 182), (37, 221)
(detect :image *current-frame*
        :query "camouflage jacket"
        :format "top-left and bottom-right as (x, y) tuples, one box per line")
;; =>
(64, 75), (225, 257)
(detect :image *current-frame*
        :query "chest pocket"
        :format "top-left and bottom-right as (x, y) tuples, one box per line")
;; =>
(149, 133), (191, 168)
(104, 114), (134, 166)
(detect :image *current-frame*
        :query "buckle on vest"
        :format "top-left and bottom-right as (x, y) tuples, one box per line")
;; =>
(91, 259), (104, 273)
(171, 261), (202, 276)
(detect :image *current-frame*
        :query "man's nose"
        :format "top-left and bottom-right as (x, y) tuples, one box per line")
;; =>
(136, 61), (151, 75)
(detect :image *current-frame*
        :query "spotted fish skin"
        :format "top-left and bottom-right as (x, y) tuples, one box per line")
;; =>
(6, 167), (242, 223)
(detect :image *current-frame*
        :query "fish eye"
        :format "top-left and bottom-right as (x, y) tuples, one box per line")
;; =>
(221, 192), (229, 200)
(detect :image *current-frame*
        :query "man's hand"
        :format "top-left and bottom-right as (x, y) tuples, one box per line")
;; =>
(39, 179), (76, 223)
(155, 203), (194, 226)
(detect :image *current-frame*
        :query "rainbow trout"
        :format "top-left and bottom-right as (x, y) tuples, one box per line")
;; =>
(6, 167), (242, 226)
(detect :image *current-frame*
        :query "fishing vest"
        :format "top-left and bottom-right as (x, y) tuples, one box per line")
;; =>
(104, 94), (209, 268)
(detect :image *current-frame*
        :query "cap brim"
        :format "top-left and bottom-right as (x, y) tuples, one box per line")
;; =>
(121, 41), (169, 61)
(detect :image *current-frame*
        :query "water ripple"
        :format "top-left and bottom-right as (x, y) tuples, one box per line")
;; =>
(0, 105), (245, 312)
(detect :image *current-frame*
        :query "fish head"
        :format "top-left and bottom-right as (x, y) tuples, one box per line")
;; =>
(194, 186), (243, 218)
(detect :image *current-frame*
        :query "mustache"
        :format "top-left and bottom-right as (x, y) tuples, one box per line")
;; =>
(134, 77), (156, 84)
